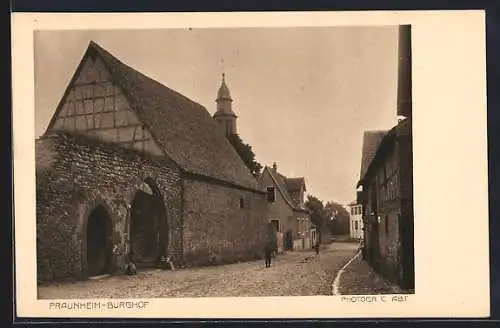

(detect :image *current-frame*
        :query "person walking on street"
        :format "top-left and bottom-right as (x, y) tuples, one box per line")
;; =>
(264, 242), (273, 268)
(314, 241), (320, 261)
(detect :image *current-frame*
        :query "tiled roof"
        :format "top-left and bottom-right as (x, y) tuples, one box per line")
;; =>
(285, 177), (306, 192)
(359, 130), (387, 182)
(358, 125), (403, 187)
(85, 41), (259, 190)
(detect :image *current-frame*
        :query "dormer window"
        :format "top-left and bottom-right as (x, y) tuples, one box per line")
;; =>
(267, 187), (276, 203)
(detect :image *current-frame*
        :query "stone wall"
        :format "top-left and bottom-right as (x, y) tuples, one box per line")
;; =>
(181, 178), (268, 266)
(36, 132), (182, 283)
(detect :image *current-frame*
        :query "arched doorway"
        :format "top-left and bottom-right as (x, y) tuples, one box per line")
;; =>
(86, 205), (113, 277)
(129, 179), (168, 268)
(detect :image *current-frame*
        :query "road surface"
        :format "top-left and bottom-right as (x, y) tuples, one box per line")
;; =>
(38, 242), (359, 299)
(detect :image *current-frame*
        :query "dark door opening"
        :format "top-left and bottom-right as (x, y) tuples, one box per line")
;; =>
(129, 181), (168, 268)
(285, 230), (293, 250)
(86, 205), (113, 277)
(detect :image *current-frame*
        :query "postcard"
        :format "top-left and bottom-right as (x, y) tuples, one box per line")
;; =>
(11, 10), (489, 318)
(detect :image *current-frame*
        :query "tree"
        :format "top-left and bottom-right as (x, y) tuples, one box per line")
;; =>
(304, 195), (328, 228)
(304, 195), (332, 244)
(227, 133), (263, 177)
(325, 201), (350, 235)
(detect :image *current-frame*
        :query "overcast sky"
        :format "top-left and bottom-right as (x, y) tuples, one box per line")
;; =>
(34, 27), (399, 205)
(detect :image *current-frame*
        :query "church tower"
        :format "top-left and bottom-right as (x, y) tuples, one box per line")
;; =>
(213, 73), (237, 136)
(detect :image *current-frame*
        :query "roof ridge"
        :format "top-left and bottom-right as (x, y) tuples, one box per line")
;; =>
(265, 167), (303, 211)
(83, 40), (260, 190)
(89, 40), (208, 111)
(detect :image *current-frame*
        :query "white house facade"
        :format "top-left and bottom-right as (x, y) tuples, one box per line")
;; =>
(349, 203), (364, 240)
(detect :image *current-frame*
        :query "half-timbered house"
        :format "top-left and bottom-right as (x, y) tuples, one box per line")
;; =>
(356, 25), (414, 290)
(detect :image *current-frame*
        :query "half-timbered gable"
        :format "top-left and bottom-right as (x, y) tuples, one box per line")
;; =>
(46, 49), (163, 156)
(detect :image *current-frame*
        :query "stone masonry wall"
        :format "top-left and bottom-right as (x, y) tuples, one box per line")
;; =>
(182, 179), (268, 267)
(36, 133), (182, 283)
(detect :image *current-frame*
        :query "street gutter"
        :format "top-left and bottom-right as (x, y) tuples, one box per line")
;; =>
(331, 250), (361, 295)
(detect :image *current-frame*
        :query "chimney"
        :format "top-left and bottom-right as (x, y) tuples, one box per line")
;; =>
(397, 24), (412, 119)
(272, 162), (277, 172)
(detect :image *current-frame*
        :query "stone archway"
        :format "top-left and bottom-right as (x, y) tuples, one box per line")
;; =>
(86, 205), (113, 277)
(129, 178), (168, 268)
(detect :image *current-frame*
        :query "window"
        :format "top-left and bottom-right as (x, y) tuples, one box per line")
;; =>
(385, 215), (390, 235)
(355, 221), (359, 230)
(239, 198), (245, 209)
(379, 151), (399, 203)
(270, 219), (280, 232)
(267, 187), (276, 203)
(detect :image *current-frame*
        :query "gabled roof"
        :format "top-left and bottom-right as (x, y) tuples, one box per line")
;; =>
(357, 126), (400, 188)
(359, 130), (388, 183)
(261, 166), (309, 213)
(48, 41), (259, 191)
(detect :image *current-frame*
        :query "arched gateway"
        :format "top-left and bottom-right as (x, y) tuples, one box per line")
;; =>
(129, 178), (169, 268)
(86, 205), (113, 277)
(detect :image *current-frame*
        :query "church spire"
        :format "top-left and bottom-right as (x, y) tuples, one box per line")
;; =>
(217, 73), (232, 102)
(213, 71), (237, 136)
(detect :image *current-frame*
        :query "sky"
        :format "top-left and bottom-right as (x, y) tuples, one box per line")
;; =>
(34, 26), (399, 205)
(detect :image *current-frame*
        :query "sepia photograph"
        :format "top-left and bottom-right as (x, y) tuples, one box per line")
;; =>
(33, 25), (414, 299)
(12, 11), (489, 318)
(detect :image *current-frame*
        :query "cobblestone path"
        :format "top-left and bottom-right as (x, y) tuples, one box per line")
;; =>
(38, 242), (358, 299)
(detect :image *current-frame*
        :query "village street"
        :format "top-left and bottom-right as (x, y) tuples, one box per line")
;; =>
(38, 242), (359, 299)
